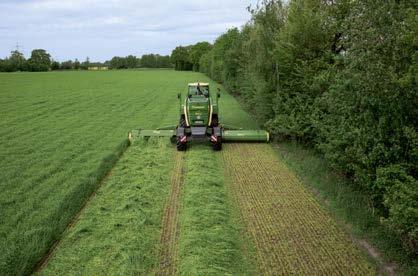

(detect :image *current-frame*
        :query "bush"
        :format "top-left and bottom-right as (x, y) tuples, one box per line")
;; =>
(376, 165), (418, 251)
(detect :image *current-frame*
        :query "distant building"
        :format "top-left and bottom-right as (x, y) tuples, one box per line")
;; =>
(88, 66), (108, 71)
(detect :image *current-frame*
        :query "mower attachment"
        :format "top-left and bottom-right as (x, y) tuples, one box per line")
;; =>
(128, 128), (176, 144)
(222, 129), (269, 142)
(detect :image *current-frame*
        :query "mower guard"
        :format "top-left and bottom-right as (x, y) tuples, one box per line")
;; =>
(129, 126), (269, 144)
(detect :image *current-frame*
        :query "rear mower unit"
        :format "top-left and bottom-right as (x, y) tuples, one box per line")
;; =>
(128, 82), (269, 151)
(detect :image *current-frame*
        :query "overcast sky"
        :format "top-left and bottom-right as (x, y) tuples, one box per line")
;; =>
(0, 0), (259, 62)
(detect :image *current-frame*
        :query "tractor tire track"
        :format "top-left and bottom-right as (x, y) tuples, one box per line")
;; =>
(157, 150), (185, 276)
(221, 144), (375, 275)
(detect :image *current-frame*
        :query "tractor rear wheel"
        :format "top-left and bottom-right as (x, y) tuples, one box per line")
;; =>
(176, 137), (187, 151)
(212, 140), (222, 151)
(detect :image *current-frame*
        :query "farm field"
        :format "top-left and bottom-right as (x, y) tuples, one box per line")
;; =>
(0, 70), (244, 275)
(222, 144), (375, 275)
(40, 139), (174, 275)
(1, 70), (376, 275)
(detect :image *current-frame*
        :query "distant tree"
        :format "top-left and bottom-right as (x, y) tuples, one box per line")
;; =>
(9, 50), (27, 71)
(156, 55), (171, 68)
(81, 57), (90, 70)
(60, 60), (74, 70)
(140, 54), (156, 68)
(0, 58), (14, 72)
(109, 56), (126, 69)
(137, 54), (171, 68)
(74, 59), (80, 70)
(51, 60), (60, 70)
(189, 42), (212, 71)
(0, 58), (5, 72)
(125, 55), (139, 68)
(171, 46), (192, 71)
(28, 49), (51, 71)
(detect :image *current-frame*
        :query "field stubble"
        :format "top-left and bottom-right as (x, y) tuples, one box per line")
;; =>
(222, 143), (376, 275)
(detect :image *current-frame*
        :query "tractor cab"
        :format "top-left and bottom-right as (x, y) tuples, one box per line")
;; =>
(187, 83), (209, 98)
(185, 83), (211, 127)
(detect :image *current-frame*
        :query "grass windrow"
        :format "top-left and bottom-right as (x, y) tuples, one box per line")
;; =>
(40, 139), (173, 274)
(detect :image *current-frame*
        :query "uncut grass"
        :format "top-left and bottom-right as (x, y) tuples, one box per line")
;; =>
(222, 143), (376, 275)
(177, 145), (255, 275)
(0, 70), (224, 274)
(40, 138), (173, 275)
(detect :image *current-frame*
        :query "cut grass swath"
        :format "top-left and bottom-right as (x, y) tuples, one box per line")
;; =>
(40, 138), (173, 275)
(157, 150), (185, 275)
(221, 143), (376, 275)
(177, 145), (255, 275)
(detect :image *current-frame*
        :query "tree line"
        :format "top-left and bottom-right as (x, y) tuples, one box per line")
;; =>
(0, 50), (172, 72)
(172, 0), (417, 254)
(108, 54), (171, 69)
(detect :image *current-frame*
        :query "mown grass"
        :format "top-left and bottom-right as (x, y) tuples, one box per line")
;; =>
(177, 144), (255, 275)
(1, 69), (386, 275)
(275, 141), (418, 275)
(0, 70), (215, 275)
(40, 139), (173, 275)
(222, 143), (376, 275)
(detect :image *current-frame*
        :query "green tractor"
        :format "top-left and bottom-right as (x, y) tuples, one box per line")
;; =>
(129, 82), (269, 151)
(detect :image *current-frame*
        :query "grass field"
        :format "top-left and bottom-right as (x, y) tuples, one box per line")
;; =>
(1, 70), (376, 275)
(0, 70), (238, 274)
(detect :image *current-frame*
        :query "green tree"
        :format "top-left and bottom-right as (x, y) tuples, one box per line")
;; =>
(171, 46), (192, 71)
(109, 56), (125, 69)
(125, 55), (139, 68)
(268, 0), (337, 141)
(9, 50), (26, 71)
(189, 42), (212, 71)
(60, 60), (74, 70)
(140, 54), (157, 68)
(74, 59), (80, 70)
(314, 1), (417, 245)
(28, 49), (51, 71)
(81, 57), (90, 70)
(51, 60), (60, 70)
(0, 58), (13, 72)
(156, 55), (171, 68)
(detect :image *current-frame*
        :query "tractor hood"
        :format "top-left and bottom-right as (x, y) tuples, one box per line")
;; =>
(187, 97), (210, 126)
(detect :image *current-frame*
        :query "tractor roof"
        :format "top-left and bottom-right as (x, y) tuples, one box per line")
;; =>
(188, 82), (209, 86)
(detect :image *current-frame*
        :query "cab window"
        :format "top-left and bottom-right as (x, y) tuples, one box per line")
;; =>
(188, 86), (209, 97)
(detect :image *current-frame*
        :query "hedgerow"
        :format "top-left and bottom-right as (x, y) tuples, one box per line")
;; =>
(184, 0), (418, 256)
